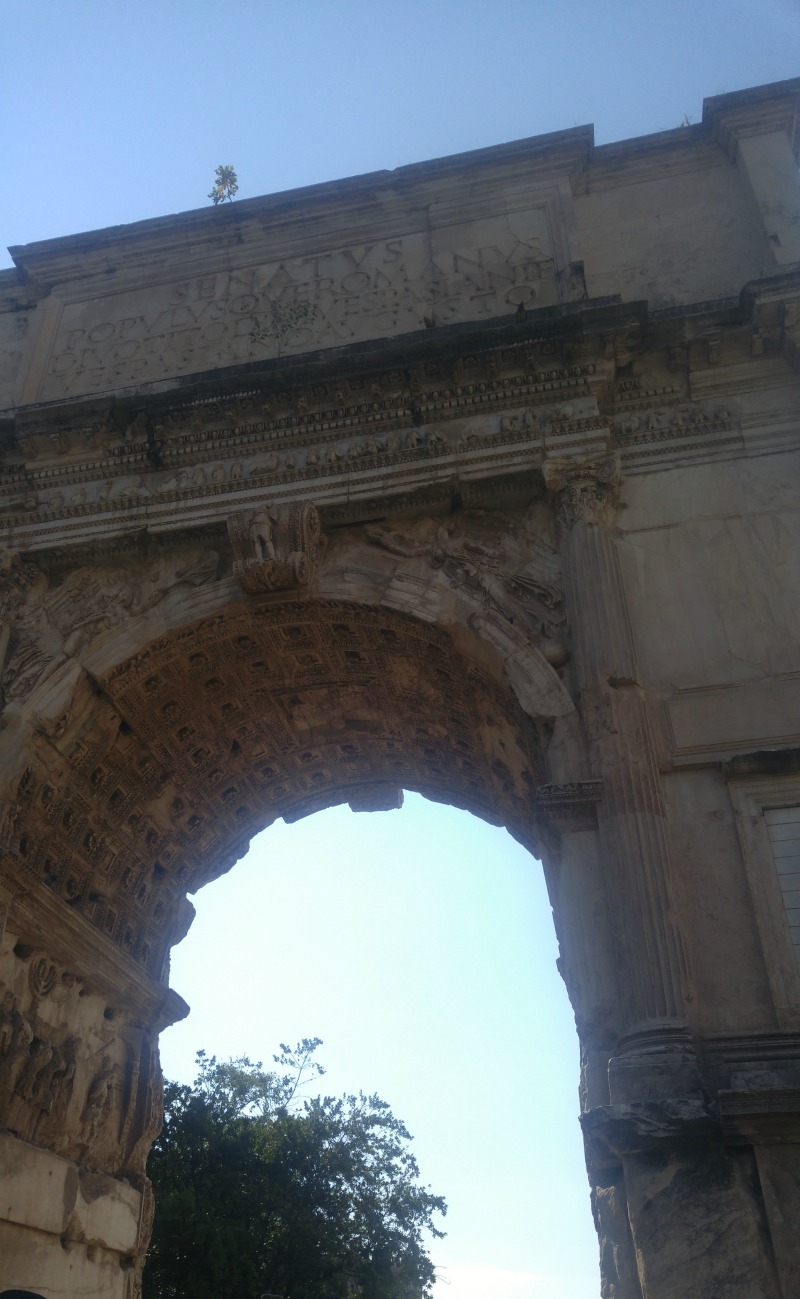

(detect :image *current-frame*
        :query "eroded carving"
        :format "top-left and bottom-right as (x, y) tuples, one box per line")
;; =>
(542, 454), (622, 527)
(366, 505), (567, 654)
(0, 959), (137, 1169)
(80, 1055), (118, 1154)
(0, 990), (33, 1122)
(28, 951), (59, 999)
(228, 500), (322, 593)
(0, 546), (219, 702)
(535, 780), (604, 832)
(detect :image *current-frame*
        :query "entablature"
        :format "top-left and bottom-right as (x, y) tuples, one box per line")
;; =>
(2, 286), (796, 558)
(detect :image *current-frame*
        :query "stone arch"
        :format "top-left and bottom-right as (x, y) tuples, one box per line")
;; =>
(1, 542), (595, 988)
(4, 78), (800, 1296)
(0, 515), (622, 1296)
(0, 462), (785, 1299)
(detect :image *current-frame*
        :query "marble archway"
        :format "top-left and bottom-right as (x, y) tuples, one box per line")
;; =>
(0, 508), (619, 1295)
(2, 76), (800, 1299)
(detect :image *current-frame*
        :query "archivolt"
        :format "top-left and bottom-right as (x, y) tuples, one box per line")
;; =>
(3, 595), (555, 987)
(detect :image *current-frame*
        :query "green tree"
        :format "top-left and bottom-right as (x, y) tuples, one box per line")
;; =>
(208, 164), (239, 204)
(144, 1040), (446, 1299)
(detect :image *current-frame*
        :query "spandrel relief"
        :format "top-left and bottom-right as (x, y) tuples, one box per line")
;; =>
(0, 546), (219, 704)
(364, 504), (567, 662)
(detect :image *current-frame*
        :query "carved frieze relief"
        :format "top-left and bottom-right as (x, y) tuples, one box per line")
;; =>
(0, 334), (613, 549)
(364, 503), (567, 657)
(0, 545), (220, 704)
(0, 946), (160, 1177)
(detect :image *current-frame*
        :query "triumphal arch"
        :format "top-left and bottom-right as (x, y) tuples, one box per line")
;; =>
(0, 79), (799, 1297)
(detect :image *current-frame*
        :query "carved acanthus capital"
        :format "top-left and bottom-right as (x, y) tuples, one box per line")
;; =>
(542, 454), (622, 527)
(228, 500), (322, 594)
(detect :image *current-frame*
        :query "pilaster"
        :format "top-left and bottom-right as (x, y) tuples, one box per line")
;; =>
(543, 454), (694, 1089)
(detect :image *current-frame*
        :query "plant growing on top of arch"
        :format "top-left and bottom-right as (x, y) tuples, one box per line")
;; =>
(208, 164), (239, 204)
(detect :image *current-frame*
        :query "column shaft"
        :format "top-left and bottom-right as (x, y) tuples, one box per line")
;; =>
(562, 518), (689, 1035)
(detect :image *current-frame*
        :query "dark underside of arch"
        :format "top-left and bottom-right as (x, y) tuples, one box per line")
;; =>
(7, 599), (546, 985)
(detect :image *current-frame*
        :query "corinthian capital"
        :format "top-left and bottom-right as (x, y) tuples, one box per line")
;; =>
(542, 453), (622, 527)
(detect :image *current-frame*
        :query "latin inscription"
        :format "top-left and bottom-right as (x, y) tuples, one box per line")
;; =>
(39, 212), (558, 400)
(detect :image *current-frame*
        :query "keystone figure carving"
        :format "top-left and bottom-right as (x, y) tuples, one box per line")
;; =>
(228, 500), (322, 593)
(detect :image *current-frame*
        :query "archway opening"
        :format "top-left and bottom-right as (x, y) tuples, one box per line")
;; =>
(159, 794), (600, 1299)
(3, 593), (602, 1296)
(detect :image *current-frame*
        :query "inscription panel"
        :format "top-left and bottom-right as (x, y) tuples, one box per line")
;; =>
(0, 307), (30, 411)
(27, 204), (565, 403)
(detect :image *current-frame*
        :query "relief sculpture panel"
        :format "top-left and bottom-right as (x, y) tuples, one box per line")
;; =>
(0, 936), (161, 1181)
(0, 545), (219, 704)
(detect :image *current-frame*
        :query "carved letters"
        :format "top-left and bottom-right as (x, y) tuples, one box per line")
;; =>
(39, 218), (561, 401)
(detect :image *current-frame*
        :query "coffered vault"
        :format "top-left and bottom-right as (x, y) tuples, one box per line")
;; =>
(1, 79), (800, 1298)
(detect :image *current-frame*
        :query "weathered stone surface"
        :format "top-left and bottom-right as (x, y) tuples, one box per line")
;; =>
(754, 1145), (800, 1296)
(1, 79), (799, 1296)
(0, 1219), (130, 1298)
(0, 1131), (77, 1237)
(623, 1144), (783, 1299)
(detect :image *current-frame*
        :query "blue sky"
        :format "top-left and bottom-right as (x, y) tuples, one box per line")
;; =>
(2, 3), (798, 1295)
(2, 1), (798, 266)
(162, 798), (593, 1299)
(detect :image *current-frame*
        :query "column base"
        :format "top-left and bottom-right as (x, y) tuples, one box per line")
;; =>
(582, 1088), (797, 1299)
(609, 1024), (702, 1103)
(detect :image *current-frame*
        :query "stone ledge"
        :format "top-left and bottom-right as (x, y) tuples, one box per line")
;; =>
(0, 1130), (140, 1253)
(719, 1088), (800, 1145)
(581, 1096), (719, 1162)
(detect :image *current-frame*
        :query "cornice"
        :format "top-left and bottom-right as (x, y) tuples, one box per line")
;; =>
(8, 128), (593, 295)
(703, 77), (800, 161)
(3, 869), (188, 1027)
(574, 79), (800, 194)
(9, 83), (798, 296)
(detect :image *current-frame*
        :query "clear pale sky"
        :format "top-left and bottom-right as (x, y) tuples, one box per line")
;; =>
(2, 3), (798, 1296)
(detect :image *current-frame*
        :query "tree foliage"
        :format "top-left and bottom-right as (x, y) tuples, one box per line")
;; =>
(144, 1040), (446, 1299)
(208, 164), (239, 204)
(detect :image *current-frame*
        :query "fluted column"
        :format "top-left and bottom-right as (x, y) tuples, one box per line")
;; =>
(544, 454), (691, 1055)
